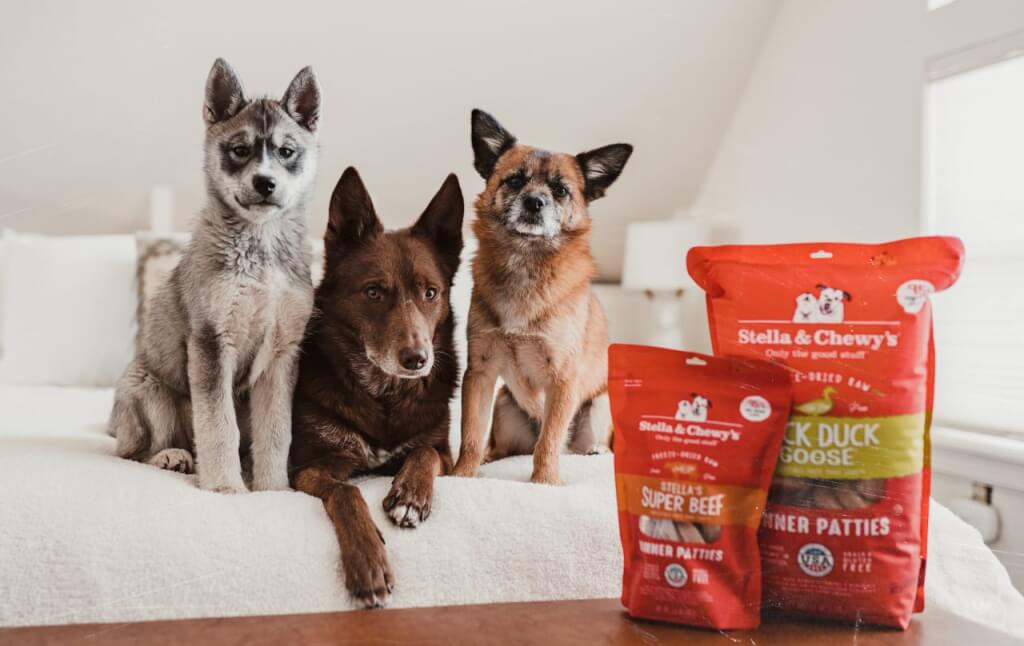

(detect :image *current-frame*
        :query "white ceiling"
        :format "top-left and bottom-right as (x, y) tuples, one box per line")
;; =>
(0, 0), (779, 277)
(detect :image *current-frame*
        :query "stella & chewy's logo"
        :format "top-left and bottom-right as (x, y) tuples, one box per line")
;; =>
(638, 395), (742, 442)
(797, 543), (834, 577)
(664, 563), (688, 588)
(737, 283), (903, 353)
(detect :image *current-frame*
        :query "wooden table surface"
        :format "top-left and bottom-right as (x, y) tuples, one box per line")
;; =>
(0, 598), (1017, 646)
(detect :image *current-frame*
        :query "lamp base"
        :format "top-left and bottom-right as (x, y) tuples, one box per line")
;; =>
(643, 291), (684, 350)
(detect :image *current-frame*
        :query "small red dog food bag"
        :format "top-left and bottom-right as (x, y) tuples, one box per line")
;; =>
(609, 345), (792, 629)
(687, 237), (964, 628)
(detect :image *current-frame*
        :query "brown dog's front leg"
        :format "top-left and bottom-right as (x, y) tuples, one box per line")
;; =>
(532, 377), (578, 485)
(293, 464), (394, 608)
(383, 446), (446, 528)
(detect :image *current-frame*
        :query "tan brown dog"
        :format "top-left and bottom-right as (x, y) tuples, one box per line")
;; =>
(452, 110), (632, 485)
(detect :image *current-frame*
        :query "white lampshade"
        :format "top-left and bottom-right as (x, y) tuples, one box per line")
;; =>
(622, 219), (709, 291)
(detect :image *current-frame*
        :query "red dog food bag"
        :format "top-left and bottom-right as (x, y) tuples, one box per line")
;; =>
(687, 237), (964, 628)
(609, 345), (792, 629)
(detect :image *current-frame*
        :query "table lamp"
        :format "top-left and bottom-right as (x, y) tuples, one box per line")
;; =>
(622, 219), (709, 349)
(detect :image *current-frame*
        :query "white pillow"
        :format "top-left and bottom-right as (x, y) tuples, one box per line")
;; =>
(0, 232), (137, 387)
(134, 232), (190, 344)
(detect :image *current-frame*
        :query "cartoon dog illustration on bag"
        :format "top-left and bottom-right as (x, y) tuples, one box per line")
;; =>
(791, 285), (852, 323)
(793, 292), (819, 322)
(675, 394), (711, 422)
(816, 285), (852, 322)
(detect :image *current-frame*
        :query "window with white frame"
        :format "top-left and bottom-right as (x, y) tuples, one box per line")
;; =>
(926, 50), (1024, 441)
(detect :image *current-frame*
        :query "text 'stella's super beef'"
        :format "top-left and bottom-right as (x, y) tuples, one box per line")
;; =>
(687, 237), (964, 628)
(609, 345), (792, 629)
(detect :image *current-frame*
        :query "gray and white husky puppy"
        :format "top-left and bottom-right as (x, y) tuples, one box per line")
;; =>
(110, 59), (320, 493)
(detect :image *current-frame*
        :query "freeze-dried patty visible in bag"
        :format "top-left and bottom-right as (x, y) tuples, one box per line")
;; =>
(687, 237), (964, 629)
(610, 345), (792, 629)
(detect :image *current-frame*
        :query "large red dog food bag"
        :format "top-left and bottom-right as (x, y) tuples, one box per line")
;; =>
(687, 237), (964, 628)
(609, 345), (792, 629)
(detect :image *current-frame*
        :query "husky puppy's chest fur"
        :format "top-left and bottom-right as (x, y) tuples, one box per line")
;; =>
(139, 207), (313, 397)
(182, 213), (313, 393)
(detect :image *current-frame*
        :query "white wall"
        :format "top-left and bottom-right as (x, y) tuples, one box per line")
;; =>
(694, 0), (1024, 244)
(0, 0), (778, 279)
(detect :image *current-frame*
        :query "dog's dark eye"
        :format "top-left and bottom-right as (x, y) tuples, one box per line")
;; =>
(230, 145), (251, 157)
(504, 174), (526, 190)
(551, 184), (569, 199)
(365, 285), (383, 300)
(425, 287), (438, 301)
(279, 147), (295, 159)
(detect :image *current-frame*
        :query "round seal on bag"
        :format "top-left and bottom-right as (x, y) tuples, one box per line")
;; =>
(664, 563), (688, 588)
(798, 543), (834, 577)
(897, 279), (935, 314)
(740, 395), (772, 422)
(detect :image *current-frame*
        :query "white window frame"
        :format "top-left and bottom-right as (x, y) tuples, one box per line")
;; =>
(921, 29), (1024, 479)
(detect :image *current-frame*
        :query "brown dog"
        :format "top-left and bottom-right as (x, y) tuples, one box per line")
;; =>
(452, 110), (632, 485)
(289, 167), (463, 607)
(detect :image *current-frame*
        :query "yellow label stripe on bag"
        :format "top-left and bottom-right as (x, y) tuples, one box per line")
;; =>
(616, 474), (767, 528)
(776, 413), (925, 480)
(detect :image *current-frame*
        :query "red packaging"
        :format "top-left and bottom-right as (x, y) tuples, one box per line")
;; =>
(609, 345), (792, 629)
(687, 237), (964, 628)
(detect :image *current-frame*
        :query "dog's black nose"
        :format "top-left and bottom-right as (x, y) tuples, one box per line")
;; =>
(253, 175), (276, 197)
(523, 194), (546, 214)
(399, 347), (428, 371)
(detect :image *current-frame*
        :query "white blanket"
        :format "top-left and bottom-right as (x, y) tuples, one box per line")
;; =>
(0, 386), (1021, 637)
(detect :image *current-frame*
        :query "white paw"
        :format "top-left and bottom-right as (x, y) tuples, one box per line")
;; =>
(251, 473), (292, 492)
(209, 482), (249, 495)
(199, 473), (249, 494)
(387, 503), (422, 528)
(147, 448), (194, 473)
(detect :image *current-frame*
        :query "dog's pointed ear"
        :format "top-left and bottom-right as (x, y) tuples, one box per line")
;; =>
(282, 66), (321, 133)
(844, 291), (853, 302)
(575, 143), (633, 202)
(325, 168), (383, 253)
(471, 109), (516, 179)
(204, 59), (246, 125)
(413, 173), (464, 279)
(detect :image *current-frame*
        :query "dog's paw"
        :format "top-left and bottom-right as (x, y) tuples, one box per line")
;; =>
(199, 474), (249, 494)
(386, 503), (425, 529)
(211, 483), (249, 495)
(147, 448), (195, 474)
(343, 530), (394, 608)
(449, 460), (478, 478)
(530, 468), (563, 486)
(251, 472), (292, 492)
(382, 482), (432, 528)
